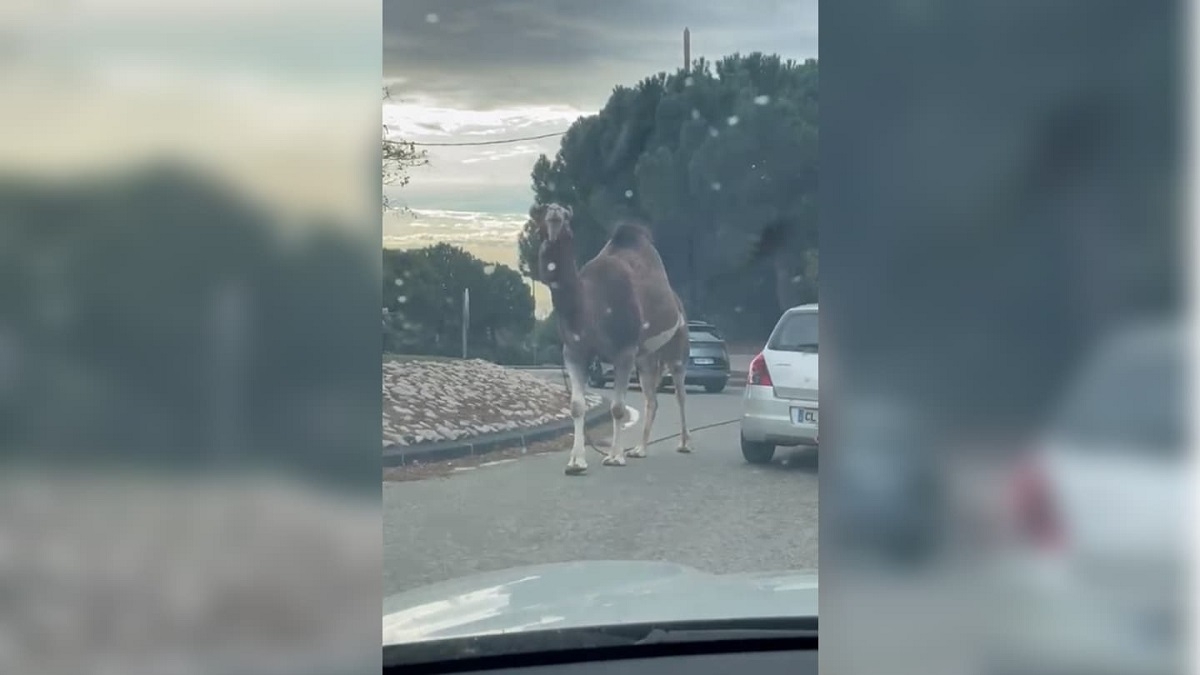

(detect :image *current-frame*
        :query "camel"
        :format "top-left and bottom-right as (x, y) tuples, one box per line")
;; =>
(533, 203), (692, 475)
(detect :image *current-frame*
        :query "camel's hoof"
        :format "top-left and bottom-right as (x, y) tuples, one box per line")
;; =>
(601, 454), (627, 467)
(627, 447), (646, 459)
(676, 444), (692, 454)
(564, 464), (587, 476)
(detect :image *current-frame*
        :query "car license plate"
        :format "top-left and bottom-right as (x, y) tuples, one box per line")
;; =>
(791, 407), (818, 425)
(692, 357), (715, 365)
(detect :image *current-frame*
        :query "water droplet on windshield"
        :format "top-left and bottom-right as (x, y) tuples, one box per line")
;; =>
(624, 189), (634, 198)
(393, 278), (404, 287)
(727, 115), (739, 126)
(483, 264), (496, 275)
(684, 76), (695, 87)
(710, 181), (721, 191)
(642, 322), (650, 329)
(547, 262), (557, 271)
(425, 13), (439, 23)
(709, 127), (719, 137)
(691, 109), (701, 120)
(792, 275), (803, 284)
(397, 295), (407, 304)
(754, 94), (771, 105)
(734, 306), (744, 313)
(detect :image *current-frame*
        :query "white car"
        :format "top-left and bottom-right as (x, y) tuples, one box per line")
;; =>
(986, 319), (1183, 675)
(739, 304), (818, 464)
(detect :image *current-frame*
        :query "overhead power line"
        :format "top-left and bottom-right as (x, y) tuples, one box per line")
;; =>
(406, 131), (567, 147)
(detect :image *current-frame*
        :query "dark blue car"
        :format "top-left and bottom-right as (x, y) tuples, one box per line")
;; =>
(587, 320), (730, 393)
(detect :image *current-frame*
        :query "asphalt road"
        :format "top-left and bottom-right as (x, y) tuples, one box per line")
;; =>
(384, 380), (818, 595)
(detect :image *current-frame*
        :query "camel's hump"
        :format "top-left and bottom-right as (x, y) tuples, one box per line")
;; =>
(607, 222), (654, 249)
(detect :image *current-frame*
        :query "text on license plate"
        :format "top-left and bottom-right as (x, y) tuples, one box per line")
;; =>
(692, 357), (715, 365)
(791, 407), (818, 425)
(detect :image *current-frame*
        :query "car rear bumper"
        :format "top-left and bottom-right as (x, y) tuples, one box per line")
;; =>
(677, 366), (729, 385)
(740, 384), (818, 446)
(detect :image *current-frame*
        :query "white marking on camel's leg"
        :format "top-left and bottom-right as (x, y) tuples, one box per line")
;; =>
(563, 351), (589, 475)
(628, 359), (662, 458)
(640, 315), (684, 354)
(603, 352), (634, 467)
(669, 359), (692, 453)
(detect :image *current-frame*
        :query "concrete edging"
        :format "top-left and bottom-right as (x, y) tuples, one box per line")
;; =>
(382, 401), (611, 468)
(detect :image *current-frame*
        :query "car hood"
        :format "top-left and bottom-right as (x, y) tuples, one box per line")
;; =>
(383, 560), (817, 645)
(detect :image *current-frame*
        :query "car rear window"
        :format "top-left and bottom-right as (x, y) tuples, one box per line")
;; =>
(768, 311), (818, 352)
(689, 330), (722, 343)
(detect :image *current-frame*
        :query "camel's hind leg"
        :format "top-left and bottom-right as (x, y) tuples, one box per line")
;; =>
(668, 358), (691, 453)
(627, 357), (663, 458)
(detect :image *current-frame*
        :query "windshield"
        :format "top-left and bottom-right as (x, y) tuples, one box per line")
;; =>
(382, 0), (819, 661)
(768, 312), (819, 352)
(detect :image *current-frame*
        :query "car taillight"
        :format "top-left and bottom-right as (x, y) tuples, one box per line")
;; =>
(749, 352), (772, 386)
(1009, 456), (1064, 551)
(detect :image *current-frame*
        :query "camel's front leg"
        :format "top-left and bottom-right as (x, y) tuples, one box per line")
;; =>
(603, 350), (636, 467)
(668, 359), (692, 453)
(563, 351), (590, 475)
(628, 357), (662, 458)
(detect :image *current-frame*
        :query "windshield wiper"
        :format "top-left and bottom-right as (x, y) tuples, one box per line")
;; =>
(634, 626), (818, 644)
(383, 617), (817, 668)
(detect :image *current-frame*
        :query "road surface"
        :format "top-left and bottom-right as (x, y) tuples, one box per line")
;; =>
(384, 382), (818, 595)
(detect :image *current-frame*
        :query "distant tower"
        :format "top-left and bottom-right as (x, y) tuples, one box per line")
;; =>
(684, 28), (691, 72)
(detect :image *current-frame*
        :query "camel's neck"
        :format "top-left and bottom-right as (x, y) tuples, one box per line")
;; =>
(543, 237), (585, 330)
(550, 268), (584, 326)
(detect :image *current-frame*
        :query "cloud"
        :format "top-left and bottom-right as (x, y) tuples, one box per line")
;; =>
(460, 145), (543, 164)
(383, 0), (817, 109)
(383, 99), (582, 200)
(383, 208), (528, 246)
(382, 0), (818, 237)
(382, 101), (586, 141)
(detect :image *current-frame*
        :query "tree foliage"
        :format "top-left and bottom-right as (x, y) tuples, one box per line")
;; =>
(518, 54), (818, 339)
(382, 138), (426, 195)
(383, 244), (535, 362)
(383, 87), (428, 211)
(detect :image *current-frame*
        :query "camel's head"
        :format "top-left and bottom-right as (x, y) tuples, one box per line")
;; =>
(532, 203), (574, 284)
(533, 202), (573, 242)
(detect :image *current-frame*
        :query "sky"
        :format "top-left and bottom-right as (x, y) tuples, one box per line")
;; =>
(382, 0), (818, 312)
